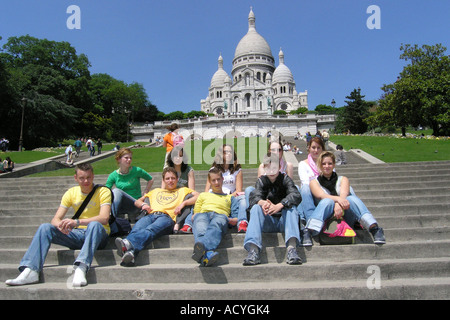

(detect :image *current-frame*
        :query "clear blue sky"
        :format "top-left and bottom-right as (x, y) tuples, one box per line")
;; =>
(1, 0), (449, 114)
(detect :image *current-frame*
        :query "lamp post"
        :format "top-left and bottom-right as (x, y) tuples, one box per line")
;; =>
(18, 97), (27, 152)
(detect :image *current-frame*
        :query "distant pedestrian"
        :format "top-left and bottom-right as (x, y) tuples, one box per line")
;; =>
(74, 138), (82, 157)
(97, 138), (103, 155)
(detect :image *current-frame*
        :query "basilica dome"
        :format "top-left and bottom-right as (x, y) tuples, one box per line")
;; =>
(272, 49), (294, 83)
(210, 54), (230, 87)
(234, 8), (273, 59)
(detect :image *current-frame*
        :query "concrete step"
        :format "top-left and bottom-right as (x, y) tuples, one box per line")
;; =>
(1, 276), (450, 300)
(2, 211), (448, 229)
(4, 185), (449, 203)
(1, 257), (449, 286)
(3, 177), (450, 196)
(1, 237), (449, 266)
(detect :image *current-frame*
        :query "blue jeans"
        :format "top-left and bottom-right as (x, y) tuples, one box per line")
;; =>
(184, 194), (247, 227)
(193, 212), (229, 251)
(111, 189), (140, 233)
(233, 194), (248, 223)
(297, 184), (315, 222)
(19, 222), (109, 273)
(244, 186), (255, 211)
(306, 195), (378, 236)
(243, 204), (301, 251)
(111, 188), (140, 217)
(298, 184), (357, 224)
(125, 213), (174, 254)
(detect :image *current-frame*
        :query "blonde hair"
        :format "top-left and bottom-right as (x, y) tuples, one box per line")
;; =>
(316, 151), (335, 172)
(114, 148), (133, 164)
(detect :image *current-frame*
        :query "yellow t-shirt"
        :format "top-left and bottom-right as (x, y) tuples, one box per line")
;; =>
(61, 186), (112, 234)
(193, 192), (233, 217)
(145, 187), (194, 222)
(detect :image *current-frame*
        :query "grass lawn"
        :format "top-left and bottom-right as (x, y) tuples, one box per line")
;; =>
(0, 141), (137, 164)
(28, 137), (268, 177)
(330, 135), (450, 162)
(9, 134), (450, 177)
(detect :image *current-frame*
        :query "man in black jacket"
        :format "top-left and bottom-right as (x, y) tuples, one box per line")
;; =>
(243, 153), (302, 265)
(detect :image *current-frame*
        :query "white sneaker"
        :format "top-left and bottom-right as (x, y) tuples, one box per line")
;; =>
(72, 267), (87, 287)
(5, 268), (39, 286)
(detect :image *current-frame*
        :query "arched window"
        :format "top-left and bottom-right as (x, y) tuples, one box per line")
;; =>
(245, 93), (251, 108)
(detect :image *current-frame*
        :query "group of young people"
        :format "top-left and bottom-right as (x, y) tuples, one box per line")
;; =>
(5, 132), (385, 287)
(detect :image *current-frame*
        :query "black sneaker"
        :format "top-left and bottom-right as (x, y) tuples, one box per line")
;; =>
(191, 242), (205, 263)
(243, 249), (261, 266)
(370, 226), (386, 245)
(286, 247), (302, 265)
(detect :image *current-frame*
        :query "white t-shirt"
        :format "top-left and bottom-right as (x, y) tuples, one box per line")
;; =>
(222, 168), (241, 194)
(298, 161), (317, 186)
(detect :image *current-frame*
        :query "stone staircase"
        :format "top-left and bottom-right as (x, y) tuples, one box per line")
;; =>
(0, 161), (449, 300)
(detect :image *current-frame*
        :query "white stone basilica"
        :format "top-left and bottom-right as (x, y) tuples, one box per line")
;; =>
(200, 8), (308, 116)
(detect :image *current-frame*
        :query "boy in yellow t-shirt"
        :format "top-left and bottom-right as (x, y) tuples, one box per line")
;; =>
(5, 163), (111, 288)
(191, 168), (238, 267)
(115, 167), (199, 266)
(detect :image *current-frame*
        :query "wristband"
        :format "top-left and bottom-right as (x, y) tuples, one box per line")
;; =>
(75, 219), (80, 227)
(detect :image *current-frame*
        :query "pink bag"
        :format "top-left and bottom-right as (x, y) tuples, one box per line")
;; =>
(319, 218), (356, 245)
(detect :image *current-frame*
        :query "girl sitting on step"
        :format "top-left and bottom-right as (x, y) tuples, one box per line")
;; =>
(306, 151), (386, 245)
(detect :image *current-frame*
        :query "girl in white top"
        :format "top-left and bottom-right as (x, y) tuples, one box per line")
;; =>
(297, 137), (325, 221)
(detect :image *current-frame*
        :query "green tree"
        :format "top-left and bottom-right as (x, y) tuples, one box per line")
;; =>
(369, 44), (450, 136)
(165, 111), (186, 120)
(185, 110), (207, 119)
(290, 107), (308, 115)
(0, 35), (90, 148)
(314, 104), (335, 115)
(339, 88), (370, 134)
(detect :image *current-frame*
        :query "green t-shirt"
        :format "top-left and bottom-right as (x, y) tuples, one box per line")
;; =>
(106, 166), (153, 199)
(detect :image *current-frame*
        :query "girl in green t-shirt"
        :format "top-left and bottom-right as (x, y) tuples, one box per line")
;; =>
(106, 148), (153, 223)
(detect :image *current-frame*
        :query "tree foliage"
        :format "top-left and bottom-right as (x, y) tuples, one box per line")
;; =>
(336, 88), (371, 134)
(314, 104), (335, 115)
(368, 44), (450, 136)
(0, 35), (163, 149)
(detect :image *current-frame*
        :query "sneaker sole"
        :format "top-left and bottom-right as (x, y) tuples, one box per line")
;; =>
(121, 251), (135, 266)
(243, 255), (261, 266)
(192, 242), (205, 263)
(243, 259), (261, 266)
(287, 258), (303, 265)
(300, 241), (313, 247)
(114, 238), (126, 257)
